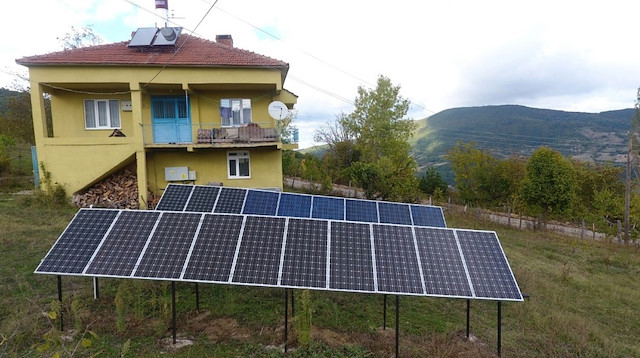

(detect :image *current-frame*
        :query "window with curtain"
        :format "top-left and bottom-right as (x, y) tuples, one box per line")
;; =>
(220, 98), (252, 127)
(84, 99), (121, 129)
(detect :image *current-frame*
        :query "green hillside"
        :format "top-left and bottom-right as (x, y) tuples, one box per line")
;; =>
(412, 105), (633, 183)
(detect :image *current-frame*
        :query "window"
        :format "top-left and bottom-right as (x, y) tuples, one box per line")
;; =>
(220, 99), (251, 127)
(84, 99), (121, 129)
(227, 151), (250, 178)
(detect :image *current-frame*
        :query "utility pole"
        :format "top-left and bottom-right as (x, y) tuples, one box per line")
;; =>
(625, 137), (631, 243)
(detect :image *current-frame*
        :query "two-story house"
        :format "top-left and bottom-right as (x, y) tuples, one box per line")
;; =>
(17, 28), (297, 208)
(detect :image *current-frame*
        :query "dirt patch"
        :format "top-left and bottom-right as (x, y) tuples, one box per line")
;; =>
(203, 317), (252, 343)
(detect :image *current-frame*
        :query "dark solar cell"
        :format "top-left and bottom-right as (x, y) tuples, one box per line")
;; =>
(378, 202), (412, 225)
(414, 227), (472, 297)
(231, 216), (286, 286)
(35, 209), (119, 274)
(345, 199), (378, 223)
(183, 214), (244, 282)
(156, 184), (193, 211)
(85, 211), (160, 277)
(133, 212), (202, 279)
(242, 190), (279, 216)
(214, 187), (247, 214)
(277, 193), (312, 218)
(329, 221), (375, 292)
(410, 205), (446, 228)
(184, 186), (220, 212)
(311, 196), (344, 220)
(373, 225), (423, 294)
(456, 230), (522, 300)
(280, 219), (327, 288)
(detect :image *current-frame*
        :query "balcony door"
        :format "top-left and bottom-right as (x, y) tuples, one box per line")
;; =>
(151, 96), (192, 143)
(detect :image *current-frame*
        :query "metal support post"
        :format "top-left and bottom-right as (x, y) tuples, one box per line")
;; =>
(291, 289), (295, 318)
(395, 295), (399, 358)
(466, 299), (470, 339)
(172, 281), (177, 344)
(195, 283), (200, 312)
(284, 289), (289, 353)
(497, 301), (502, 357)
(383, 294), (387, 329)
(93, 277), (99, 300)
(57, 275), (63, 331)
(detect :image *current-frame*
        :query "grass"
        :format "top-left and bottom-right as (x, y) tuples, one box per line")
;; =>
(1, 193), (639, 357)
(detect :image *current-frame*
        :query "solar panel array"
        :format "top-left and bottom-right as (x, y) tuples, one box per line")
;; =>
(156, 184), (447, 228)
(35, 208), (522, 301)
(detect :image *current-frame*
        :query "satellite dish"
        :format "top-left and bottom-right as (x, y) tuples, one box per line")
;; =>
(268, 101), (289, 120)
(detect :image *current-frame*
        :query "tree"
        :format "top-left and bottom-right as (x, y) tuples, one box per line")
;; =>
(57, 26), (103, 50)
(338, 75), (418, 201)
(419, 166), (448, 197)
(521, 147), (575, 228)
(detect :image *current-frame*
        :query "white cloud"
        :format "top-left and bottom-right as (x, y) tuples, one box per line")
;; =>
(4, 0), (640, 147)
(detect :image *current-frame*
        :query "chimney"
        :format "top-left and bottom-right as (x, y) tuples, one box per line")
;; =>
(216, 35), (233, 47)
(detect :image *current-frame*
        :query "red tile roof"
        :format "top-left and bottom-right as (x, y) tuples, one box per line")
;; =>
(16, 34), (288, 70)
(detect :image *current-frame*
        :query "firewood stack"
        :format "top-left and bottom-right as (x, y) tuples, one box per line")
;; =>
(73, 164), (159, 209)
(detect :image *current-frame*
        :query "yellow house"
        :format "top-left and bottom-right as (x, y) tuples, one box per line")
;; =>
(17, 29), (297, 208)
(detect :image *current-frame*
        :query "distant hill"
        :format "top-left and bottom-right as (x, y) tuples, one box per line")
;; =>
(0, 88), (22, 116)
(412, 105), (633, 180)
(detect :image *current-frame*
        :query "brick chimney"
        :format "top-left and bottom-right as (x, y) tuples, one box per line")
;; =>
(216, 35), (233, 47)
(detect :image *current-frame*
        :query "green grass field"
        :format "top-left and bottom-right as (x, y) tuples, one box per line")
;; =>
(1, 193), (639, 357)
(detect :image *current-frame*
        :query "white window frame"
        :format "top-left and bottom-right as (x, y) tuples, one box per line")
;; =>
(84, 99), (121, 129)
(220, 98), (252, 127)
(227, 151), (250, 179)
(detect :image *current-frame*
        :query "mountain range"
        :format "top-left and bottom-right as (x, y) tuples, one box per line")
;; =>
(411, 105), (633, 181)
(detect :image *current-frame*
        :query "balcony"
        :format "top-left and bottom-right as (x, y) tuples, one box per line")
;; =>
(142, 122), (298, 149)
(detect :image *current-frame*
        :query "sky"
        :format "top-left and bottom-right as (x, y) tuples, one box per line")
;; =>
(3, 0), (640, 148)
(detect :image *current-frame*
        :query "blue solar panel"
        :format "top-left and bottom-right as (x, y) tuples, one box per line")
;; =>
(311, 196), (344, 220)
(329, 221), (375, 292)
(414, 227), (472, 297)
(373, 225), (424, 294)
(85, 211), (160, 277)
(277, 193), (312, 218)
(214, 188), (246, 214)
(378, 202), (412, 225)
(35, 209), (119, 274)
(156, 184), (193, 211)
(280, 219), (327, 288)
(410, 205), (446, 227)
(345, 199), (378, 223)
(232, 217), (286, 286)
(242, 190), (279, 216)
(456, 230), (522, 300)
(185, 186), (220, 212)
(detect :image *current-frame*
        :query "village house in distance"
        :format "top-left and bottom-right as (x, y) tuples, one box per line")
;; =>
(16, 27), (298, 208)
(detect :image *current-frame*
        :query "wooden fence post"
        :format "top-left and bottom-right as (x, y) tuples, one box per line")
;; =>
(581, 220), (585, 240)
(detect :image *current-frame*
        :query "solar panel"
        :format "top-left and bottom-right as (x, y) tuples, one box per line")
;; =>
(329, 221), (375, 292)
(156, 184), (193, 211)
(456, 230), (522, 300)
(128, 27), (158, 47)
(85, 211), (160, 277)
(373, 225), (424, 294)
(311, 196), (344, 220)
(36, 208), (522, 302)
(378, 202), (413, 225)
(277, 193), (312, 218)
(35, 209), (119, 274)
(185, 186), (220, 213)
(231, 216), (286, 286)
(133, 212), (202, 279)
(214, 188), (247, 214)
(414, 227), (472, 297)
(410, 205), (446, 228)
(182, 214), (244, 282)
(280, 219), (327, 288)
(155, 185), (447, 229)
(345, 199), (378, 223)
(242, 190), (279, 216)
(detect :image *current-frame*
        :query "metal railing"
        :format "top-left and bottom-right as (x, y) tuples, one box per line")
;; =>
(141, 122), (298, 146)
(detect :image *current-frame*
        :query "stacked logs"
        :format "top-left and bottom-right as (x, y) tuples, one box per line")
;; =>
(73, 164), (159, 209)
